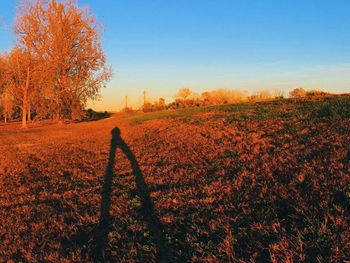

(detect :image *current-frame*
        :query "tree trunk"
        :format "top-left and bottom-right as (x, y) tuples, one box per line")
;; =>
(57, 77), (65, 125)
(57, 106), (63, 125)
(28, 103), (31, 122)
(22, 66), (30, 129)
(4, 115), (7, 123)
(22, 101), (27, 128)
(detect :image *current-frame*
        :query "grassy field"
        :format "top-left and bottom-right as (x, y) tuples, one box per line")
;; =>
(0, 96), (349, 262)
(129, 95), (350, 125)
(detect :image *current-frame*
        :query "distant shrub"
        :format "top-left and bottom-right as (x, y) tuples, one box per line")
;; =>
(201, 89), (247, 105)
(306, 90), (329, 97)
(142, 102), (155, 112)
(289, 88), (306, 98)
(143, 98), (167, 112)
(247, 90), (274, 102)
(85, 109), (111, 120)
(124, 107), (135, 114)
(258, 90), (273, 100)
(273, 89), (285, 99)
(168, 98), (202, 109)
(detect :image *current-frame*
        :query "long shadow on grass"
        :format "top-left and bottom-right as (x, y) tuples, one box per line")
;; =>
(93, 127), (172, 262)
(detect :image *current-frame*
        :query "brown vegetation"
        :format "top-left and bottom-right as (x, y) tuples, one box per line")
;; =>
(0, 2), (347, 262)
(289, 87), (307, 98)
(306, 89), (330, 97)
(0, 96), (349, 262)
(201, 89), (247, 104)
(143, 98), (166, 112)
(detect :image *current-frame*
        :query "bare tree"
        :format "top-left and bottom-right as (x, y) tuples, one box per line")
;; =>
(176, 87), (192, 100)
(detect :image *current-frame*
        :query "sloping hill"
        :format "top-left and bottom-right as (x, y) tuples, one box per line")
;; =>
(0, 96), (349, 262)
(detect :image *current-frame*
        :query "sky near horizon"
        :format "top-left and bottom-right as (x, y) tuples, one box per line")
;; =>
(1, 1), (350, 111)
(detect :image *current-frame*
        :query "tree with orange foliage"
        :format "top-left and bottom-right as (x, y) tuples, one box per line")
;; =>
(15, 0), (111, 122)
(0, 89), (14, 123)
(4, 48), (34, 128)
(0, 55), (6, 94)
(0, 56), (11, 123)
(0, 55), (5, 82)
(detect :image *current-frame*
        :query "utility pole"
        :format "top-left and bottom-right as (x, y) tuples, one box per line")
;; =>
(125, 96), (128, 110)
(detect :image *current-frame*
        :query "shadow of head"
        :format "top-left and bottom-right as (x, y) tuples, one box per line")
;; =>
(111, 127), (121, 136)
(111, 127), (122, 142)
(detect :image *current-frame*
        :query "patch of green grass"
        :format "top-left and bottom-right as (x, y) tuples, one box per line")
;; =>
(131, 195), (142, 208)
(131, 102), (271, 125)
(130, 96), (350, 125)
(130, 107), (212, 125)
(314, 97), (350, 121)
(224, 113), (249, 124)
(220, 150), (237, 158)
(283, 122), (298, 134)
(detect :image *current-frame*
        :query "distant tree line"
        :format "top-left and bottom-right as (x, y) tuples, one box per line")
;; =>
(140, 87), (331, 112)
(0, 0), (111, 127)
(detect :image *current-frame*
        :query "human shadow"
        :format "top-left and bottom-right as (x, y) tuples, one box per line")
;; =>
(93, 127), (172, 262)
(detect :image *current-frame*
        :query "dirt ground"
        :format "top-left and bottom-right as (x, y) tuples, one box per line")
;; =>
(0, 103), (349, 262)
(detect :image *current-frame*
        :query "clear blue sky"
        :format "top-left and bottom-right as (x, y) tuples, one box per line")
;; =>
(1, 0), (350, 110)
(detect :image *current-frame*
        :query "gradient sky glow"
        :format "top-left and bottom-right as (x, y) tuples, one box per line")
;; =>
(1, 0), (350, 110)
